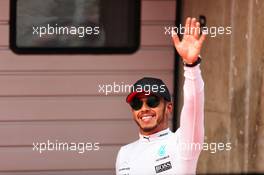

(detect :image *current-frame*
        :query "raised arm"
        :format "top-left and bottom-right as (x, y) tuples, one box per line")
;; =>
(172, 17), (206, 159)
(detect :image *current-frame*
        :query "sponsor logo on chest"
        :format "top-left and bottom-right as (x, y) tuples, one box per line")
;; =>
(155, 161), (172, 173)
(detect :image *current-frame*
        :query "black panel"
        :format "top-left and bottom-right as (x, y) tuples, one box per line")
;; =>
(10, 0), (141, 54)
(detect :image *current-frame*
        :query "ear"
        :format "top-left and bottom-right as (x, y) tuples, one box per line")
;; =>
(166, 102), (173, 113)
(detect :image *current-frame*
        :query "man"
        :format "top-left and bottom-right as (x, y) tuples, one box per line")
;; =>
(116, 17), (206, 175)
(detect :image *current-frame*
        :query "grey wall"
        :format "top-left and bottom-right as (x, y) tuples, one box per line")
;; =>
(177, 0), (264, 173)
(0, 0), (176, 174)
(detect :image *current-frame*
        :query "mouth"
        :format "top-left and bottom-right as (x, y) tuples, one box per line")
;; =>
(140, 114), (156, 123)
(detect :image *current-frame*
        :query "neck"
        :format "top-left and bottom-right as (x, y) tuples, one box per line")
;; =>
(139, 126), (169, 136)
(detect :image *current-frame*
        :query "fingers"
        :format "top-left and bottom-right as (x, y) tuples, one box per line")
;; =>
(184, 17), (201, 39)
(194, 21), (200, 39)
(184, 17), (191, 36)
(190, 18), (201, 39)
(172, 32), (180, 47)
(176, 17), (206, 45)
(198, 32), (206, 44)
(190, 18), (196, 29)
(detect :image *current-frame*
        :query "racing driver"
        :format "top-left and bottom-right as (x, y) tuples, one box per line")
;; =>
(116, 17), (206, 175)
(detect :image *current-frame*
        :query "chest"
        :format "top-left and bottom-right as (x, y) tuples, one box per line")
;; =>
(120, 141), (182, 175)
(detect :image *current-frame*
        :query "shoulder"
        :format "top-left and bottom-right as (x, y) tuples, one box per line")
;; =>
(116, 140), (139, 168)
(118, 140), (139, 156)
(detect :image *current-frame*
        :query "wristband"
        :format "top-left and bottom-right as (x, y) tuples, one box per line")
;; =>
(183, 56), (202, 67)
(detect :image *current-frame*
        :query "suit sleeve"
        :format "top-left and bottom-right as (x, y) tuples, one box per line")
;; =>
(178, 64), (205, 159)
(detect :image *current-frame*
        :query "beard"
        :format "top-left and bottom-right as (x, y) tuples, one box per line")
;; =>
(135, 104), (167, 133)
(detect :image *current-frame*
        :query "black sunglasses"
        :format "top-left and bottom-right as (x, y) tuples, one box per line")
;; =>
(129, 95), (160, 111)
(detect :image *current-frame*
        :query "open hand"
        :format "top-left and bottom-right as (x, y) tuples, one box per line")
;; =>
(172, 17), (206, 64)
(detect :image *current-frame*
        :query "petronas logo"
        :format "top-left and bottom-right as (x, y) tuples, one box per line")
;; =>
(158, 145), (166, 157)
